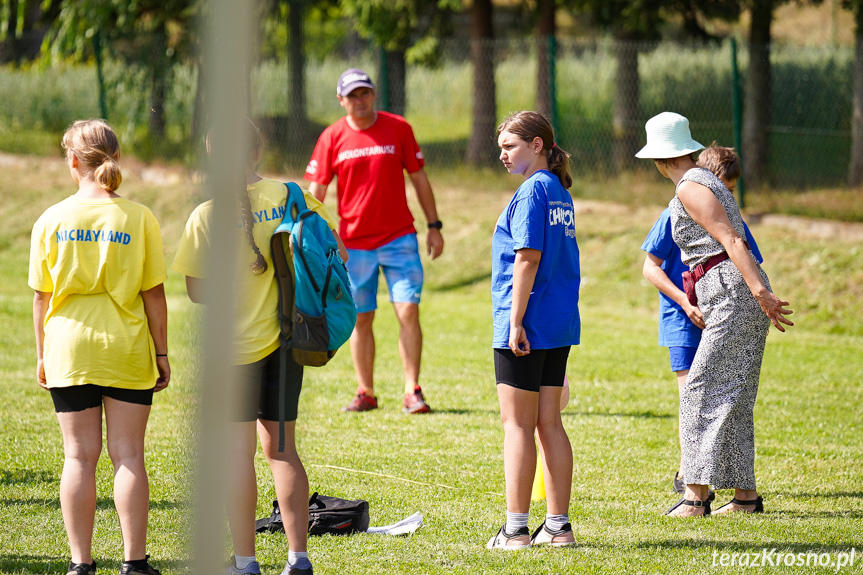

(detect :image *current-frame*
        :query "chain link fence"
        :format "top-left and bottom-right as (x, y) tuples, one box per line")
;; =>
(0, 35), (855, 191)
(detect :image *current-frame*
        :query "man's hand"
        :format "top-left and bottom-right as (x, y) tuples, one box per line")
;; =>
(427, 229), (444, 260)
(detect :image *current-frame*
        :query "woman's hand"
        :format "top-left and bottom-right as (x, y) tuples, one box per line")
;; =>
(755, 291), (794, 332)
(155, 356), (171, 391)
(509, 324), (531, 356)
(36, 358), (47, 389)
(683, 302), (705, 330)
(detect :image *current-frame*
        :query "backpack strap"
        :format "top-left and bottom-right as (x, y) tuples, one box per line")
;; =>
(277, 181), (307, 453)
(285, 181), (307, 220)
(278, 338), (288, 452)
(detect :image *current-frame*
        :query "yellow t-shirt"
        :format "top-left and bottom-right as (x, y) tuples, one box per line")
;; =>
(29, 196), (167, 390)
(172, 179), (337, 365)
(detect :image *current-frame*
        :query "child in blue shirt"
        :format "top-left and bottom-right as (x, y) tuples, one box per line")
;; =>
(488, 111), (580, 550)
(641, 144), (762, 494)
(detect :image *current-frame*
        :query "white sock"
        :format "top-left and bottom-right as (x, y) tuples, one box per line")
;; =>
(234, 555), (256, 569)
(288, 551), (311, 569)
(504, 511), (529, 534)
(546, 513), (569, 532)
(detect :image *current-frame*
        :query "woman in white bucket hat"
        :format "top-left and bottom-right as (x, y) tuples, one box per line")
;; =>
(637, 112), (794, 517)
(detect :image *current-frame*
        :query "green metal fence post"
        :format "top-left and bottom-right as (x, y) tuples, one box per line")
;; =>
(378, 49), (389, 112)
(92, 31), (109, 120)
(730, 37), (745, 209)
(548, 33), (558, 139)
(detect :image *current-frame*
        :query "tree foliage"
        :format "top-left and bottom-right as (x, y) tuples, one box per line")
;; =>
(339, 0), (459, 64)
(337, 0), (458, 116)
(43, 0), (198, 139)
(465, 0), (497, 166)
(0, 0), (61, 63)
(45, 0), (196, 63)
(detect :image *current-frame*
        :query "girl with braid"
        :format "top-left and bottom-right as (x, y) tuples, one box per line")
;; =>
(173, 120), (345, 575)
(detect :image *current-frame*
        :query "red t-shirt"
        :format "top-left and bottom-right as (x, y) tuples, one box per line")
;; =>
(304, 111), (425, 250)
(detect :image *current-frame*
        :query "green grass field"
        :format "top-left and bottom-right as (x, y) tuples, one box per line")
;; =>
(1, 156), (861, 574)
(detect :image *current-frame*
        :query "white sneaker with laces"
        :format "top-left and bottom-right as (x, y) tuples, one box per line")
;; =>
(226, 558), (261, 575)
(529, 521), (577, 547)
(486, 524), (530, 550)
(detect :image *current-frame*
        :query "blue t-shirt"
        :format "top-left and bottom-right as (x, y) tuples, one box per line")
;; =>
(491, 170), (581, 349)
(640, 207), (764, 348)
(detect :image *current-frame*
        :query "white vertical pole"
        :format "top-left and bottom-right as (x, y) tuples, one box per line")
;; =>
(191, 1), (256, 573)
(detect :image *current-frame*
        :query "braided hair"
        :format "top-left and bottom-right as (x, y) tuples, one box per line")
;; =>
(240, 119), (267, 275)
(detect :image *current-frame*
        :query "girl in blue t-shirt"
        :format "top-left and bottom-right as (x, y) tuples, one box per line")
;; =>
(487, 111), (580, 550)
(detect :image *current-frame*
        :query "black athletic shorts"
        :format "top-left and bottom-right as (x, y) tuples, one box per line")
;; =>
(493, 346), (571, 393)
(50, 384), (155, 413)
(235, 349), (303, 422)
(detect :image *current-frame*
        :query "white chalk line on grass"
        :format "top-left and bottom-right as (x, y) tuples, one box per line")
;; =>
(310, 463), (504, 497)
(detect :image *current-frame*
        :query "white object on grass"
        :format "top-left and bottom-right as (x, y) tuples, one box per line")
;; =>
(367, 512), (423, 535)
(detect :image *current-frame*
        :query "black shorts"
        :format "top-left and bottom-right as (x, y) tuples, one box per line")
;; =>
(494, 346), (571, 393)
(235, 349), (303, 422)
(50, 384), (155, 413)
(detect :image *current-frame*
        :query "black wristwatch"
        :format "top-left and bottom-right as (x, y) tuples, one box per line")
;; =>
(427, 220), (443, 230)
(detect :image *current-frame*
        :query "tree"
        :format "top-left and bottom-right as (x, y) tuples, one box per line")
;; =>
(465, 0), (498, 166)
(569, 0), (664, 171)
(287, 0), (309, 144)
(536, 0), (556, 121)
(339, 0), (456, 117)
(252, 1), (341, 155)
(742, 0), (774, 190)
(570, 0), (740, 171)
(847, 0), (863, 187)
(44, 0), (197, 141)
(0, 0), (61, 64)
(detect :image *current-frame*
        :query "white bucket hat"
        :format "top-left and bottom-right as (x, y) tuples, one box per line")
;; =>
(635, 112), (704, 159)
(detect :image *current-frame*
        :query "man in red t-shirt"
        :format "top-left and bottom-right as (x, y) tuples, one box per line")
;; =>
(305, 68), (444, 414)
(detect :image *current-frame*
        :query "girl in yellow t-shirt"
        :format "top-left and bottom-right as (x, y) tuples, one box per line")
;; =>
(29, 120), (169, 575)
(173, 119), (344, 575)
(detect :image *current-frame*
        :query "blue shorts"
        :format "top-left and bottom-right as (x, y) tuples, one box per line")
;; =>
(669, 346), (698, 372)
(346, 233), (423, 314)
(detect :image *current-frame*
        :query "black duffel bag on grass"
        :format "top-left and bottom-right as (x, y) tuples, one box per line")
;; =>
(255, 492), (370, 536)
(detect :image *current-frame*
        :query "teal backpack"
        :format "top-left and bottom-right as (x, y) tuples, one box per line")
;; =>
(270, 182), (356, 447)
(271, 182), (356, 365)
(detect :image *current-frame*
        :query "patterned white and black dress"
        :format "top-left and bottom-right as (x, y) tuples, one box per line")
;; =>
(669, 168), (770, 490)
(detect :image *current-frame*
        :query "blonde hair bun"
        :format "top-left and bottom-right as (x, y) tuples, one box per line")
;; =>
(62, 119), (123, 192)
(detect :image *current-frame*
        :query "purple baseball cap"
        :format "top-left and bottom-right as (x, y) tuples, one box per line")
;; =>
(337, 68), (375, 97)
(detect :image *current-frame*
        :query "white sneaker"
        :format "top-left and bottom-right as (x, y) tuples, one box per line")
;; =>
(486, 524), (530, 550)
(226, 558), (261, 575)
(529, 521), (577, 547)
